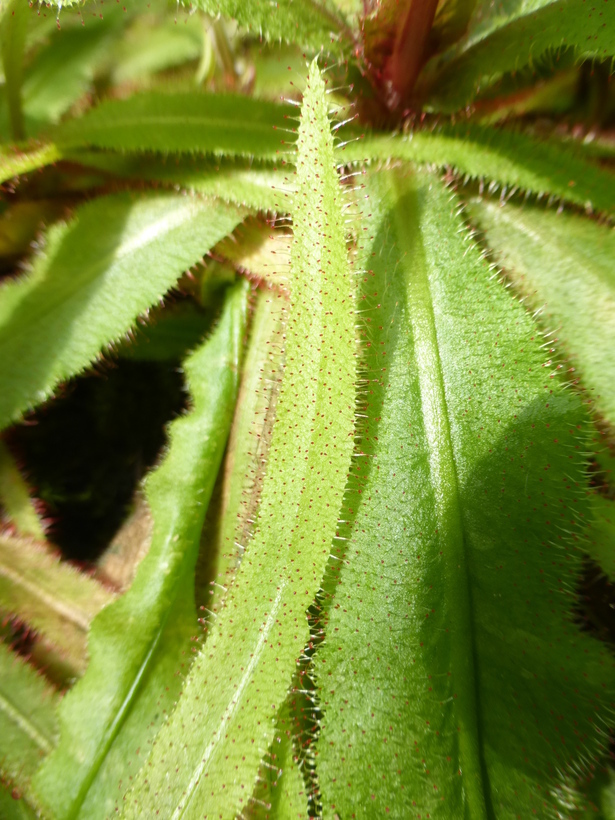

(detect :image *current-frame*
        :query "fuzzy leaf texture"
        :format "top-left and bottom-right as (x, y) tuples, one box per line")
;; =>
(341, 123), (615, 216)
(422, 0), (615, 109)
(54, 92), (296, 159)
(119, 59), (356, 820)
(31, 282), (249, 820)
(314, 168), (615, 818)
(183, 0), (350, 54)
(466, 196), (615, 431)
(0, 192), (246, 430)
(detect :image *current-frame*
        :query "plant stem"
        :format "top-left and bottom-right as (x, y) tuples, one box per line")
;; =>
(384, 0), (440, 109)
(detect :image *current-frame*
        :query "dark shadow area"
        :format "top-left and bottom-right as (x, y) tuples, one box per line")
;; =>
(5, 358), (186, 562)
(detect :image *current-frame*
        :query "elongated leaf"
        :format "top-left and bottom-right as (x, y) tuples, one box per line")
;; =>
(0, 143), (60, 185)
(315, 168), (615, 817)
(65, 153), (294, 212)
(465, 196), (615, 428)
(0, 534), (113, 674)
(217, 219), (292, 289)
(186, 0), (350, 54)
(32, 281), (249, 820)
(421, 0), (615, 110)
(340, 123), (615, 215)
(54, 92), (296, 158)
(0, 441), (44, 539)
(204, 288), (286, 616)
(0, 642), (58, 789)
(119, 59), (356, 820)
(0, 192), (246, 430)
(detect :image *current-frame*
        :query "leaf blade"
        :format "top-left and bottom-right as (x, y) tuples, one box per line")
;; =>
(32, 281), (250, 820)
(0, 192), (246, 430)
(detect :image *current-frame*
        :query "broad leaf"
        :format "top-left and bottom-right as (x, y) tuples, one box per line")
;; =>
(0, 533), (113, 675)
(314, 168), (615, 817)
(54, 92), (296, 158)
(0, 192), (246, 429)
(340, 123), (615, 215)
(466, 195), (615, 429)
(119, 59), (356, 820)
(184, 0), (350, 55)
(0, 642), (58, 794)
(0, 441), (44, 539)
(32, 281), (249, 820)
(421, 0), (615, 110)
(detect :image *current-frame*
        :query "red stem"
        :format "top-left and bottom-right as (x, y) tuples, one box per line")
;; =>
(384, 0), (440, 109)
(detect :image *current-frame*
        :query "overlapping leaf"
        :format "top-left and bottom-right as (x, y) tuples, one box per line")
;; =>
(119, 59), (356, 820)
(466, 196), (615, 428)
(32, 281), (249, 820)
(0, 192), (246, 430)
(421, 0), (615, 109)
(314, 168), (615, 817)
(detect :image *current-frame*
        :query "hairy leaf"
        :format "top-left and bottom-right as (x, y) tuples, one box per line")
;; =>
(32, 281), (249, 820)
(421, 0), (615, 110)
(0, 441), (44, 539)
(0, 143), (60, 185)
(315, 168), (615, 817)
(340, 123), (615, 215)
(0, 192), (246, 430)
(203, 287), (286, 617)
(54, 92), (296, 158)
(217, 219), (292, 288)
(466, 195), (615, 429)
(0, 534), (113, 675)
(184, 0), (350, 54)
(119, 59), (356, 820)
(65, 153), (294, 212)
(0, 642), (58, 792)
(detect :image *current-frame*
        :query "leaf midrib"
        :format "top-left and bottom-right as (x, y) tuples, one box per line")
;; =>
(392, 173), (490, 819)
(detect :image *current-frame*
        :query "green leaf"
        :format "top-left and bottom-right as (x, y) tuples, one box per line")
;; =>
(119, 58), (356, 820)
(421, 0), (615, 110)
(0, 441), (45, 539)
(340, 123), (615, 215)
(184, 0), (350, 54)
(0, 143), (60, 185)
(465, 195), (615, 429)
(203, 287), (286, 616)
(0, 533), (114, 675)
(0, 642), (58, 790)
(54, 92), (296, 158)
(0, 192), (246, 430)
(0, 0), (28, 140)
(314, 168), (615, 817)
(65, 153), (294, 212)
(32, 280), (250, 820)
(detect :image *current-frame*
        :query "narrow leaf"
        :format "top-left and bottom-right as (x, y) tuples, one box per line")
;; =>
(466, 196), (615, 429)
(119, 58), (356, 820)
(0, 533), (113, 675)
(32, 281), (250, 820)
(340, 123), (615, 215)
(185, 0), (350, 54)
(0, 192), (246, 430)
(0, 642), (58, 789)
(0, 441), (44, 539)
(421, 0), (615, 110)
(0, 143), (60, 185)
(54, 92), (296, 159)
(315, 168), (615, 817)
